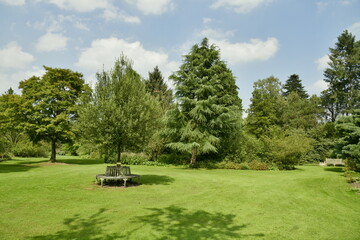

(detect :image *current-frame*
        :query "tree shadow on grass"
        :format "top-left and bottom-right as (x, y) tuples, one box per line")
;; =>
(131, 206), (265, 239)
(0, 164), (39, 173)
(324, 167), (344, 173)
(58, 158), (103, 165)
(140, 175), (175, 185)
(27, 208), (124, 240)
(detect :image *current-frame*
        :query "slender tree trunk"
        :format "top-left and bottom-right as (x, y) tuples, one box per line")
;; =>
(117, 143), (121, 164)
(50, 139), (56, 163)
(190, 146), (197, 166)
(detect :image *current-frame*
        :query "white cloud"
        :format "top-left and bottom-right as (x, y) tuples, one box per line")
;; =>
(36, 32), (68, 52)
(28, 15), (90, 32)
(0, 66), (45, 93)
(198, 28), (234, 40)
(211, 0), (272, 13)
(316, 55), (330, 71)
(103, 8), (141, 23)
(76, 37), (179, 81)
(0, 42), (34, 70)
(0, 0), (25, 6)
(126, 0), (175, 15)
(211, 37), (279, 64)
(312, 79), (328, 92)
(203, 18), (214, 24)
(347, 21), (360, 38)
(40, 0), (111, 12)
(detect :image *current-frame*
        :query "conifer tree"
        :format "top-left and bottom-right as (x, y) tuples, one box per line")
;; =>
(283, 74), (308, 98)
(321, 30), (360, 121)
(145, 66), (173, 109)
(166, 38), (242, 165)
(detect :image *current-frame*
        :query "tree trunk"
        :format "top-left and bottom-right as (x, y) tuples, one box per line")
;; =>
(190, 146), (197, 166)
(50, 139), (56, 163)
(117, 143), (121, 164)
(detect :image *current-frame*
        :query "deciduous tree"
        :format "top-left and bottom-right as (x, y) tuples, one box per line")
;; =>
(19, 66), (88, 162)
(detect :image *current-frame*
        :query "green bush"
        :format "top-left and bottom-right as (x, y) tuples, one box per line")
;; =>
(248, 160), (269, 170)
(120, 152), (168, 166)
(11, 141), (48, 158)
(216, 161), (250, 170)
(157, 153), (189, 165)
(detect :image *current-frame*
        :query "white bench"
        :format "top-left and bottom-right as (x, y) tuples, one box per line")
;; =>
(325, 158), (345, 166)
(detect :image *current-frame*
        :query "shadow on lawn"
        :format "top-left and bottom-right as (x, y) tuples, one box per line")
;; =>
(27, 208), (124, 240)
(140, 175), (175, 185)
(58, 158), (103, 165)
(131, 206), (265, 239)
(324, 167), (344, 173)
(0, 164), (39, 173)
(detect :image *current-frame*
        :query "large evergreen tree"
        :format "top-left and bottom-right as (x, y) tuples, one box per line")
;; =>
(321, 30), (360, 121)
(166, 38), (242, 165)
(19, 67), (88, 162)
(145, 66), (173, 109)
(283, 74), (308, 98)
(78, 56), (162, 163)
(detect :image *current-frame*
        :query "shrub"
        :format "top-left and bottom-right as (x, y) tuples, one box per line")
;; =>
(248, 160), (269, 170)
(11, 141), (48, 158)
(216, 161), (250, 170)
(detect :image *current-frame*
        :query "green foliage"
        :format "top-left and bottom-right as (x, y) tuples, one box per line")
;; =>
(77, 55), (162, 163)
(283, 74), (309, 98)
(145, 66), (173, 109)
(19, 66), (88, 162)
(166, 38), (242, 164)
(321, 30), (360, 121)
(335, 109), (360, 171)
(280, 93), (320, 130)
(246, 76), (283, 137)
(264, 129), (314, 170)
(11, 139), (49, 158)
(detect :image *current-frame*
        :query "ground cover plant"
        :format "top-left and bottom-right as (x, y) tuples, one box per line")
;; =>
(0, 156), (359, 240)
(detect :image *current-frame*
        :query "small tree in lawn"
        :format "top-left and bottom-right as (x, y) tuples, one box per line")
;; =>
(78, 55), (162, 163)
(19, 67), (88, 162)
(166, 38), (242, 165)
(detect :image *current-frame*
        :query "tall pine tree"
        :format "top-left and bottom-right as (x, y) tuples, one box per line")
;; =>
(321, 30), (360, 121)
(145, 66), (173, 109)
(283, 74), (308, 98)
(165, 38), (242, 165)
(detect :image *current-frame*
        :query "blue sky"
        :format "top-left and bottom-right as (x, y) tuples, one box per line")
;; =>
(0, 0), (359, 111)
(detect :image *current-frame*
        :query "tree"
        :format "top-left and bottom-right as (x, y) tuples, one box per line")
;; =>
(283, 74), (308, 98)
(19, 66), (88, 162)
(280, 93), (320, 130)
(335, 109), (360, 171)
(0, 89), (23, 148)
(246, 76), (283, 138)
(321, 30), (360, 121)
(166, 38), (242, 165)
(77, 55), (162, 163)
(145, 66), (173, 109)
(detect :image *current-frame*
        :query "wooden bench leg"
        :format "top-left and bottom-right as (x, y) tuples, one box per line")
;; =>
(100, 178), (104, 187)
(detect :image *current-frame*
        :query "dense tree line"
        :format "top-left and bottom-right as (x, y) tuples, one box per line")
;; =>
(0, 32), (359, 171)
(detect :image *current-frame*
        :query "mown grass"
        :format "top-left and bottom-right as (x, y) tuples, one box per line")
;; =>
(0, 156), (359, 240)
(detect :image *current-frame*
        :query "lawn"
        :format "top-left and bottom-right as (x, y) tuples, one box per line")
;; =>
(0, 157), (359, 240)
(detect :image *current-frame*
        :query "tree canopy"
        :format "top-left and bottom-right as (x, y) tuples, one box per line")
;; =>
(77, 55), (162, 163)
(166, 38), (242, 165)
(18, 66), (88, 162)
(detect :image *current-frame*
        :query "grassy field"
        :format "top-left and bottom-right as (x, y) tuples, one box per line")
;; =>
(0, 157), (359, 240)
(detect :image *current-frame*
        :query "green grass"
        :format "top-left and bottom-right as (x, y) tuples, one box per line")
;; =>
(0, 157), (359, 240)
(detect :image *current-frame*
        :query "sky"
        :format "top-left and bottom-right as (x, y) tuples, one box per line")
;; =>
(0, 0), (359, 111)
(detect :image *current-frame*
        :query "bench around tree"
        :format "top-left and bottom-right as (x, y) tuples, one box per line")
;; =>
(96, 166), (140, 187)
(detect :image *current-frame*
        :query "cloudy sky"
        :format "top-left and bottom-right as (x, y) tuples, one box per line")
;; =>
(0, 0), (359, 110)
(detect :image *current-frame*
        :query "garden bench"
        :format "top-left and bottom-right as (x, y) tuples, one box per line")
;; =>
(325, 158), (345, 166)
(96, 165), (140, 187)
